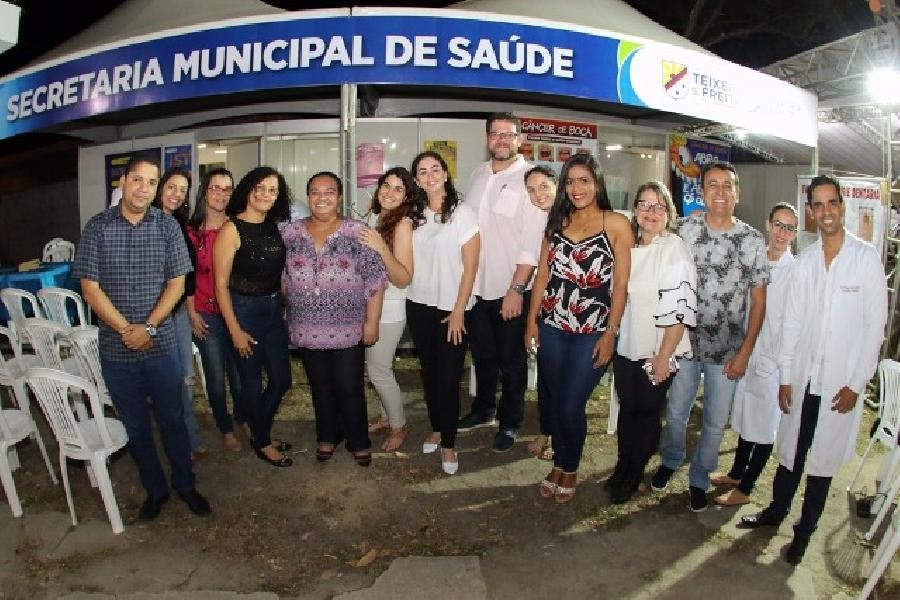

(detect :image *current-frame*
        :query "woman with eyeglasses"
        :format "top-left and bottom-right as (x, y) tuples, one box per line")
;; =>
(524, 154), (633, 503)
(186, 168), (247, 453)
(359, 167), (420, 453)
(711, 202), (797, 506)
(151, 167), (207, 459)
(523, 165), (556, 462)
(282, 171), (387, 467)
(213, 167), (293, 467)
(608, 181), (698, 504)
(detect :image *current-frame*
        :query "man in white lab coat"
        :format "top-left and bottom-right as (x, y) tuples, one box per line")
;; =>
(739, 174), (888, 566)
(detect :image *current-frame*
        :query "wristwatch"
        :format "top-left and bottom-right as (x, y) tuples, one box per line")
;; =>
(145, 322), (158, 337)
(608, 323), (620, 337)
(509, 282), (527, 295)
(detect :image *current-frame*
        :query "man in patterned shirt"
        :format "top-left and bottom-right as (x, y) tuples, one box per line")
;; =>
(74, 152), (211, 521)
(651, 160), (768, 512)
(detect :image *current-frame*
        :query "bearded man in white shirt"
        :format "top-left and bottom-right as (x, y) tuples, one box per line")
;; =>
(740, 174), (888, 566)
(458, 112), (548, 452)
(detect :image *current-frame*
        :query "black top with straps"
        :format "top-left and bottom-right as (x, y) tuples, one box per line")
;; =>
(230, 218), (286, 296)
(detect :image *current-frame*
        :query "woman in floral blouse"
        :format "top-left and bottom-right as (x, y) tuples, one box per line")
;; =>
(524, 154), (633, 503)
(282, 171), (387, 467)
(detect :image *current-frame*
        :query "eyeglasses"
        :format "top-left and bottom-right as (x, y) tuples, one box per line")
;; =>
(488, 131), (517, 141)
(254, 185), (279, 197)
(207, 185), (233, 194)
(636, 200), (667, 214)
(771, 219), (797, 233)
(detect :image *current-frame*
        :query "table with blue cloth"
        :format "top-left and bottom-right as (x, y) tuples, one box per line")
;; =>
(0, 262), (75, 323)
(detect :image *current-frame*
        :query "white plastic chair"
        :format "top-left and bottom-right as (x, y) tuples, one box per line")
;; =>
(1, 288), (43, 344)
(0, 326), (57, 517)
(858, 488), (900, 599)
(37, 287), (91, 327)
(66, 327), (114, 409)
(22, 317), (82, 376)
(848, 359), (900, 495)
(25, 367), (128, 534)
(42, 239), (75, 263)
(192, 342), (209, 402)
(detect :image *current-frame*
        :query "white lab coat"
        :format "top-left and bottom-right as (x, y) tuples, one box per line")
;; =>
(731, 251), (794, 444)
(777, 231), (888, 477)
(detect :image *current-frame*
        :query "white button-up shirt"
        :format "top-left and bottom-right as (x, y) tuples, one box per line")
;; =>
(465, 155), (547, 300)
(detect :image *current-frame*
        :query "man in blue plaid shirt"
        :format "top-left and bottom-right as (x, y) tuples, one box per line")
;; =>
(74, 152), (211, 521)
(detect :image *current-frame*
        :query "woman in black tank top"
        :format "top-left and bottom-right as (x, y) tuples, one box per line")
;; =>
(213, 167), (293, 468)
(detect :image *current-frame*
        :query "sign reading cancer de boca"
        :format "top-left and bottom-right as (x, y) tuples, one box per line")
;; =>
(0, 10), (817, 144)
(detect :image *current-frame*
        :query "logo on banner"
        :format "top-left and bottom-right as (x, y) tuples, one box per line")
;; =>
(662, 60), (688, 100)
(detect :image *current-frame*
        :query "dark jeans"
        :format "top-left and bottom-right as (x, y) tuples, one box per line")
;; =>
(612, 353), (673, 478)
(537, 370), (551, 437)
(299, 344), (370, 452)
(728, 436), (774, 495)
(194, 312), (244, 434)
(406, 300), (467, 449)
(537, 322), (607, 472)
(230, 292), (292, 450)
(101, 349), (195, 499)
(465, 294), (528, 429)
(768, 390), (832, 540)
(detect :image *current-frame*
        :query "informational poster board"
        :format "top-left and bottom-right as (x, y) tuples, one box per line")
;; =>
(668, 134), (730, 216)
(356, 142), (385, 187)
(424, 140), (458, 181)
(520, 116), (598, 174)
(164, 144), (192, 172)
(796, 176), (889, 258)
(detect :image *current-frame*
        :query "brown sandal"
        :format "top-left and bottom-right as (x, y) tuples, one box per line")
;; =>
(368, 418), (390, 434)
(539, 467), (562, 499)
(381, 426), (407, 452)
(555, 472), (577, 504)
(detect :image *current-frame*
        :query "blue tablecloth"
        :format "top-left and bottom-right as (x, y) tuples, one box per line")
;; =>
(0, 262), (74, 322)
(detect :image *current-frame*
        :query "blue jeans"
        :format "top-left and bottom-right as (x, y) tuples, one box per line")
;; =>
(230, 292), (292, 449)
(194, 312), (244, 434)
(173, 305), (203, 451)
(101, 349), (195, 499)
(536, 322), (607, 472)
(659, 359), (738, 489)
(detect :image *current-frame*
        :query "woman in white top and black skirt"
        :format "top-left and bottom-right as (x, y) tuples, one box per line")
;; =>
(610, 181), (697, 504)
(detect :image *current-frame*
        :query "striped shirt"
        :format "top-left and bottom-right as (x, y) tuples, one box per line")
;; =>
(73, 205), (192, 362)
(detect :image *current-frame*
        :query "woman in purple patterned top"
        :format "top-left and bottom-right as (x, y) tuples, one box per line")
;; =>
(282, 171), (387, 467)
(525, 154), (633, 504)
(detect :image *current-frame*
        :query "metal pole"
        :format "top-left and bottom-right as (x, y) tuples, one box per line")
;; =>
(340, 83), (358, 217)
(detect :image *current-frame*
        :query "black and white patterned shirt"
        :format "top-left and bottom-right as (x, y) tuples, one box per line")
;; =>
(73, 205), (192, 362)
(677, 213), (768, 364)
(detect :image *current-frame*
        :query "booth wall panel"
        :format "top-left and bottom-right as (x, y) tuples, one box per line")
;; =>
(734, 164), (809, 233)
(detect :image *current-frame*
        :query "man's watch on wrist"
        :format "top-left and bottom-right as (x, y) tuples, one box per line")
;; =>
(145, 322), (158, 337)
(608, 323), (620, 337)
(509, 282), (527, 295)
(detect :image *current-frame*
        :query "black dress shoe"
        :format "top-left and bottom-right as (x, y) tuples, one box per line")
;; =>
(255, 447), (293, 467)
(138, 494), (169, 521)
(177, 489), (212, 516)
(739, 509), (784, 529)
(785, 536), (809, 566)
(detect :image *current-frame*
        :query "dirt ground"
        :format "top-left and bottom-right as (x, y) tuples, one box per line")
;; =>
(1, 350), (898, 599)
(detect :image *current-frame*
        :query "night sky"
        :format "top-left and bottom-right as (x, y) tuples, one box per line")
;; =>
(0, 1), (876, 77)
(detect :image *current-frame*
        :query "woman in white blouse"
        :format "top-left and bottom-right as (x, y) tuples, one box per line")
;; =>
(406, 151), (480, 475)
(610, 181), (698, 504)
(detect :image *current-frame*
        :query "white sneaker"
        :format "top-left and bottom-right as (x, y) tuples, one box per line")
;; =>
(442, 451), (459, 475)
(422, 441), (440, 454)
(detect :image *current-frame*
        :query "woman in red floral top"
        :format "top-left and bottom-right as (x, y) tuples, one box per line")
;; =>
(525, 154), (633, 503)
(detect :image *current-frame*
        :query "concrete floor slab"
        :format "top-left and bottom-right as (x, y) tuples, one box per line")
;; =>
(335, 556), (488, 600)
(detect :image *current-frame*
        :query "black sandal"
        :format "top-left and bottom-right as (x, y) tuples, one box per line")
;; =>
(273, 440), (292, 452)
(316, 444), (335, 462)
(353, 450), (372, 467)
(254, 448), (292, 468)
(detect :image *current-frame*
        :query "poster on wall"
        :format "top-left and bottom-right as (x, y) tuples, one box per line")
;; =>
(668, 134), (731, 216)
(519, 117), (598, 174)
(424, 140), (458, 181)
(164, 145), (192, 173)
(356, 142), (385, 188)
(796, 176), (889, 257)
